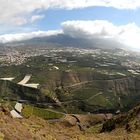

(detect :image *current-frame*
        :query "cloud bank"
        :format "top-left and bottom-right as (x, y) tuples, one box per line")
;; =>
(0, 30), (62, 43)
(0, 20), (140, 50)
(62, 20), (140, 49)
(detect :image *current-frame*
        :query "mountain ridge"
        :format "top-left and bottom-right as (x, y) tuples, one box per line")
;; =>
(3, 34), (127, 50)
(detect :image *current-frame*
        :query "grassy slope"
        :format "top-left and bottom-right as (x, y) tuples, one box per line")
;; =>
(22, 104), (64, 119)
(0, 106), (140, 140)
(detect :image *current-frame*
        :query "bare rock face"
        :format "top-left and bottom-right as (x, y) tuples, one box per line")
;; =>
(63, 114), (113, 131)
(107, 77), (136, 96)
(45, 71), (138, 97)
(63, 115), (78, 127)
(89, 77), (136, 96)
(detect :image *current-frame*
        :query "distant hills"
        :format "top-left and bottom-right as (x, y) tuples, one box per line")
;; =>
(4, 34), (127, 50)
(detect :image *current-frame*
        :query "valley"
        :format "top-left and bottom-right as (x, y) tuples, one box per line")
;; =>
(1, 1), (140, 139)
(0, 45), (140, 139)
(0, 46), (140, 113)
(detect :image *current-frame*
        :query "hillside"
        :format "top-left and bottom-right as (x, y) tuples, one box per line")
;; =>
(0, 105), (140, 140)
(0, 80), (55, 103)
(0, 69), (140, 114)
(101, 102), (140, 133)
(52, 75), (140, 113)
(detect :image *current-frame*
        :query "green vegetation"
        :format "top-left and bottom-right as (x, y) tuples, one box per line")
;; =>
(0, 132), (4, 140)
(22, 104), (64, 119)
(0, 80), (56, 104)
(0, 53), (140, 114)
(85, 124), (102, 134)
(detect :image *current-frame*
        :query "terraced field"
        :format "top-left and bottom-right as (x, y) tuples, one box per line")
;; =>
(22, 104), (64, 119)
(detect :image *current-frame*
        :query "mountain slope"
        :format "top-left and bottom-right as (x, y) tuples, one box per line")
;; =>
(101, 102), (140, 133)
(0, 105), (140, 140)
(5, 34), (126, 50)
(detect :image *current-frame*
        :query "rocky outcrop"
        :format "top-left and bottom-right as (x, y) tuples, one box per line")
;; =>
(101, 103), (140, 133)
(63, 114), (113, 131)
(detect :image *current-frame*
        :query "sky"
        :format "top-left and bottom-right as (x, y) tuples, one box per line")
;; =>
(1, 0), (140, 50)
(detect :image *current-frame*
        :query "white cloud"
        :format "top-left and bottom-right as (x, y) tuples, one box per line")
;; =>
(62, 20), (140, 49)
(0, 30), (62, 43)
(1, 19), (140, 50)
(31, 15), (45, 23)
(62, 20), (120, 39)
(0, 0), (140, 27)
